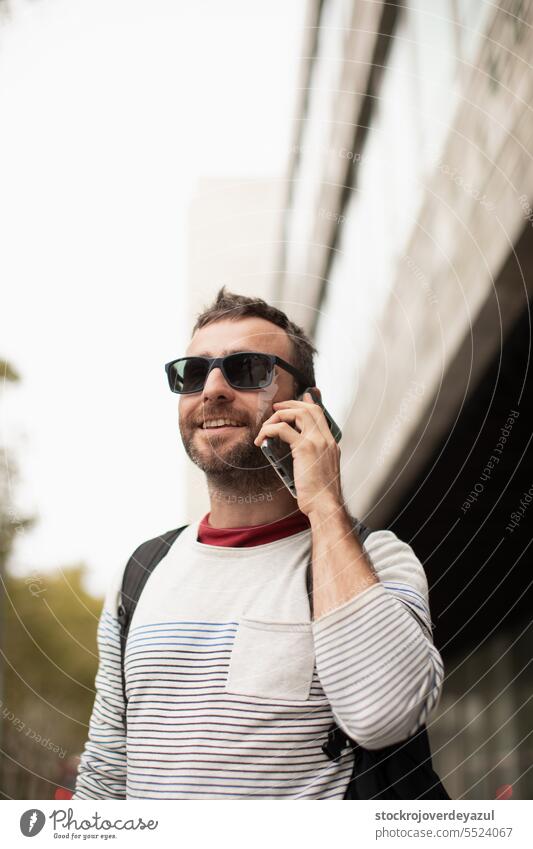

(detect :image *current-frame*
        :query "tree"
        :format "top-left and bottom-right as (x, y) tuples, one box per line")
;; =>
(2, 566), (102, 799)
(0, 356), (103, 799)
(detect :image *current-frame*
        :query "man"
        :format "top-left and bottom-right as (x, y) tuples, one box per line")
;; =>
(73, 287), (444, 800)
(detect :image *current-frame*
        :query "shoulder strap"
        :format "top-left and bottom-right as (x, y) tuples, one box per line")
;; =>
(353, 519), (372, 545)
(117, 524), (189, 727)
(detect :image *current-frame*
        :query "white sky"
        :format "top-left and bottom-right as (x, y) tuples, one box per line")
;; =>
(0, 0), (306, 596)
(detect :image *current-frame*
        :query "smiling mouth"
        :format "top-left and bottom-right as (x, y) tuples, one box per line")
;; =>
(197, 420), (247, 432)
(200, 424), (245, 431)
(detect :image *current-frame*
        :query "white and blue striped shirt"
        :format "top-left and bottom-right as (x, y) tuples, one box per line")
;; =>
(73, 522), (443, 799)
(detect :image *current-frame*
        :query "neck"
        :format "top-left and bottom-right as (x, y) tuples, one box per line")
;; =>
(205, 474), (301, 528)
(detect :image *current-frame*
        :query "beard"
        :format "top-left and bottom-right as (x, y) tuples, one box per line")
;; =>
(179, 418), (279, 494)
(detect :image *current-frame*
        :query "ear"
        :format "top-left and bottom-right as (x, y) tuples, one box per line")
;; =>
(302, 386), (321, 402)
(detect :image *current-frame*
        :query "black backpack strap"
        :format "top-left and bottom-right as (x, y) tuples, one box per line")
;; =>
(117, 525), (188, 728)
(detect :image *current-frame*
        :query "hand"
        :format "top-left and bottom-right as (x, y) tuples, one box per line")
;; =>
(253, 391), (344, 518)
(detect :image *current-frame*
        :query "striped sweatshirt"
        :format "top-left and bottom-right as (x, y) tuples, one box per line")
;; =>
(73, 519), (444, 800)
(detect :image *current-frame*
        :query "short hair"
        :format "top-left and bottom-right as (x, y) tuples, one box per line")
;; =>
(192, 286), (317, 392)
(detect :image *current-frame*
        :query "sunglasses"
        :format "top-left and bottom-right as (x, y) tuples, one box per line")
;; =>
(164, 351), (309, 395)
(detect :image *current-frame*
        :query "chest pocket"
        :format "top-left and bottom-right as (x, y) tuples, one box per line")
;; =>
(224, 618), (315, 701)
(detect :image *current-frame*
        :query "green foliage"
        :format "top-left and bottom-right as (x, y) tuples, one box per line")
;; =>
(1, 566), (103, 799)
(0, 358), (28, 572)
(0, 354), (103, 799)
(0, 358), (20, 384)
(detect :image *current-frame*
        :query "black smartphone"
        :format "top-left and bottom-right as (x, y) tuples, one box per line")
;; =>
(259, 387), (342, 498)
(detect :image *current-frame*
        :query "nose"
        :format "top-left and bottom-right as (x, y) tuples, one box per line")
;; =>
(201, 365), (236, 402)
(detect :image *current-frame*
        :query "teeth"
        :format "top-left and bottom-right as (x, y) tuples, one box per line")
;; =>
(202, 419), (243, 428)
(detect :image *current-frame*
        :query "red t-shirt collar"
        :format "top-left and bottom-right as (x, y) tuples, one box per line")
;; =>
(197, 510), (310, 547)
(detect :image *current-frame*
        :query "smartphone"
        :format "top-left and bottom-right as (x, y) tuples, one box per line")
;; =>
(259, 387), (342, 498)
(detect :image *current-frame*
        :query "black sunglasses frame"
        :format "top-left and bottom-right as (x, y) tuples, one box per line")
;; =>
(164, 351), (310, 395)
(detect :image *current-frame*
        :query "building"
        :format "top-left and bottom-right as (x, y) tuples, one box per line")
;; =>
(276, 0), (533, 799)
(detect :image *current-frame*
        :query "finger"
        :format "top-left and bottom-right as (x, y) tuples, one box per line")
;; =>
(263, 408), (333, 444)
(254, 422), (300, 447)
(273, 397), (332, 442)
(273, 390), (321, 407)
(262, 408), (307, 434)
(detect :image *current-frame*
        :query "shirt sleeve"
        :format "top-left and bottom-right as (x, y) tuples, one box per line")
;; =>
(311, 529), (444, 751)
(72, 564), (127, 799)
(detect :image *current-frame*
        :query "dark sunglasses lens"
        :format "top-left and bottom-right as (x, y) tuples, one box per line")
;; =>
(169, 358), (209, 393)
(225, 353), (272, 388)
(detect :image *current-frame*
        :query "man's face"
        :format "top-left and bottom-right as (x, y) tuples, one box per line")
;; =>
(178, 316), (298, 488)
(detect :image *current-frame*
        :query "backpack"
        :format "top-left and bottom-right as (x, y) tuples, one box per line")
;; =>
(117, 521), (450, 800)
